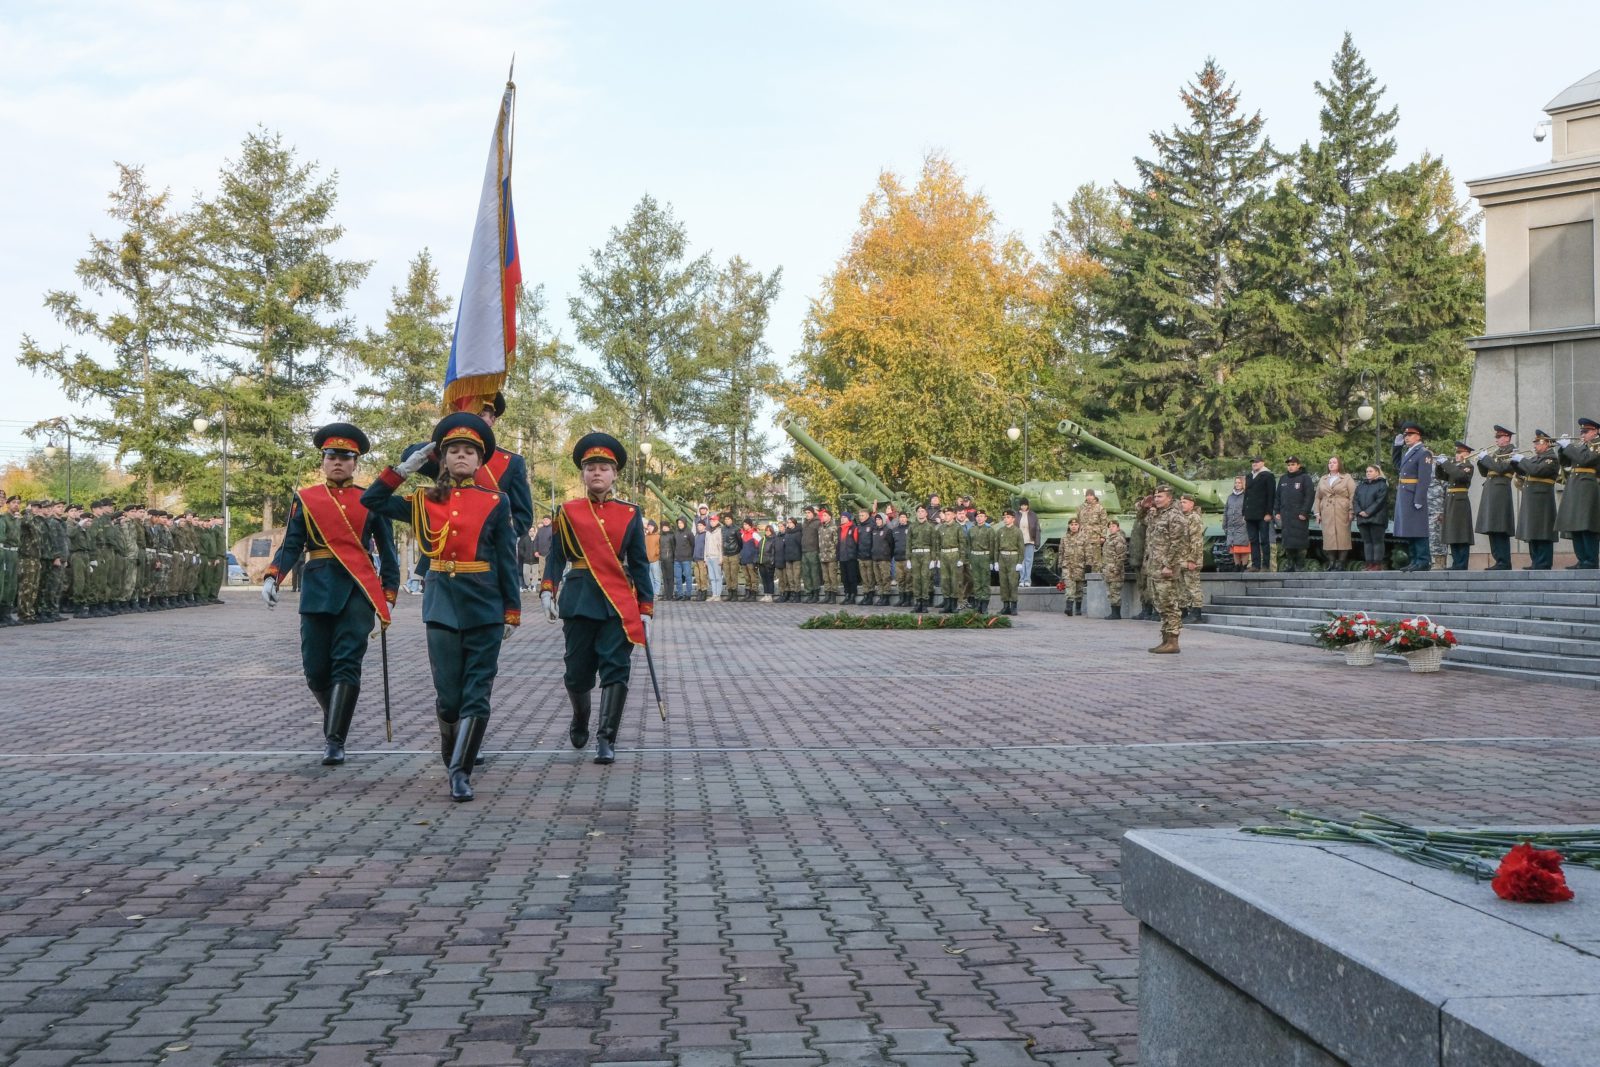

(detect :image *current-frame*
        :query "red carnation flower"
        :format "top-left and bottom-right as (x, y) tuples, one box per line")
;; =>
(1056, 581), (1066, 591)
(1491, 842), (1575, 903)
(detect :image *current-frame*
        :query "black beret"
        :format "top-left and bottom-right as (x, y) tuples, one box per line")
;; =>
(572, 432), (626, 471)
(314, 422), (370, 455)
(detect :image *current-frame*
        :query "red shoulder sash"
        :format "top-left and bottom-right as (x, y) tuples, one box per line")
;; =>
(559, 498), (645, 645)
(297, 486), (391, 627)
(477, 449), (511, 492)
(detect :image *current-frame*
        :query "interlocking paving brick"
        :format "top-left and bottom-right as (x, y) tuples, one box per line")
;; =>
(3, 595), (1599, 1065)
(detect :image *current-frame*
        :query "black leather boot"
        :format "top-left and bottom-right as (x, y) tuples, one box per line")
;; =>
(1063, 597), (1074, 616)
(914, 599), (925, 614)
(825, 591), (837, 604)
(567, 687), (593, 750)
(437, 714), (459, 766)
(322, 683), (359, 765)
(594, 684), (628, 765)
(1074, 599), (1083, 617)
(448, 717), (488, 801)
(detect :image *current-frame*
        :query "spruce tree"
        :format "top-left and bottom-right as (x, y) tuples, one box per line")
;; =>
(1093, 59), (1275, 458)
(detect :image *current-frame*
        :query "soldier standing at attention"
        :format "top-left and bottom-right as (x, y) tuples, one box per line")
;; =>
(539, 433), (654, 766)
(800, 505), (822, 603)
(1077, 491), (1108, 560)
(936, 505), (964, 615)
(817, 508), (840, 604)
(965, 508), (997, 613)
(1512, 430), (1560, 570)
(1146, 486), (1189, 654)
(1061, 517), (1087, 616)
(17, 501), (46, 623)
(1131, 496), (1155, 621)
(365, 413), (520, 799)
(1391, 423), (1435, 571)
(908, 504), (936, 613)
(263, 423), (400, 767)
(67, 504), (91, 617)
(0, 495), (19, 626)
(1180, 496), (1206, 623)
(867, 512), (892, 606)
(995, 509), (1024, 616)
(42, 500), (70, 621)
(1556, 418), (1600, 569)
(89, 499), (119, 616)
(1101, 520), (1128, 620)
(1435, 442), (1476, 571)
(1475, 426), (1517, 569)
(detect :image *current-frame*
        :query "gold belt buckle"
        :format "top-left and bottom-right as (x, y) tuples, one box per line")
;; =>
(441, 559), (457, 575)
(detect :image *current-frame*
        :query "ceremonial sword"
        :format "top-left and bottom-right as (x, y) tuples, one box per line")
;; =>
(380, 626), (393, 742)
(643, 636), (666, 721)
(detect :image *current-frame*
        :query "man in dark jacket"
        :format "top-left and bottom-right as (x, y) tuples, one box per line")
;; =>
(657, 516), (676, 600)
(800, 506), (822, 602)
(1274, 456), (1315, 571)
(1436, 442), (1476, 570)
(838, 513), (860, 604)
(720, 514), (744, 599)
(782, 518), (805, 602)
(853, 509), (875, 603)
(1474, 425), (1517, 570)
(891, 512), (911, 606)
(868, 513), (893, 606)
(1242, 457), (1276, 571)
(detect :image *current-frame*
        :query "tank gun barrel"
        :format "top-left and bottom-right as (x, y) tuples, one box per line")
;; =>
(643, 477), (696, 523)
(1056, 418), (1225, 508)
(928, 455), (1025, 496)
(783, 417), (913, 510)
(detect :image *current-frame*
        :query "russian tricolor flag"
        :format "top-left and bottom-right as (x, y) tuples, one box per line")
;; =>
(443, 80), (522, 413)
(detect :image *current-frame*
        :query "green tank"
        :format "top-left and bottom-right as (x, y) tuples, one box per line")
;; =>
(643, 477), (698, 526)
(783, 418), (917, 513)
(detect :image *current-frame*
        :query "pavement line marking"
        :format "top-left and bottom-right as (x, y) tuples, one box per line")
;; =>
(3, 735), (1599, 758)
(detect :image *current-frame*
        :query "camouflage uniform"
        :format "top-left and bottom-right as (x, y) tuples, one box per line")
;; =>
(1077, 496), (1108, 560)
(0, 501), (19, 623)
(1146, 497), (1190, 649)
(1131, 499), (1153, 619)
(1061, 524), (1089, 603)
(1426, 476), (1446, 566)
(119, 513), (143, 608)
(1182, 505), (1206, 610)
(818, 517), (840, 600)
(1101, 525), (1127, 612)
(17, 507), (44, 622)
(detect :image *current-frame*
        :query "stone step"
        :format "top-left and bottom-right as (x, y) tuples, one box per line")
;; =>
(1200, 601), (1595, 640)
(1266, 579), (1600, 602)
(1190, 622), (1600, 690)
(1200, 608), (1600, 662)
(1211, 594), (1600, 621)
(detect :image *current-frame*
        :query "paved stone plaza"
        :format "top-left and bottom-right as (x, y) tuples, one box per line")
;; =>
(2, 592), (1597, 1067)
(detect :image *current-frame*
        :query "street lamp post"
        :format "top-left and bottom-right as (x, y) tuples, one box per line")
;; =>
(41, 417), (74, 505)
(1006, 417), (1030, 483)
(1354, 370), (1382, 465)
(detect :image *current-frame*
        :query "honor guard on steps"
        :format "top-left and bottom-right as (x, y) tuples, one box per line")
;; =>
(1556, 418), (1600, 569)
(540, 433), (655, 765)
(364, 413), (522, 801)
(262, 424), (400, 766)
(1511, 430), (1561, 570)
(1391, 423), (1435, 570)
(1435, 442), (1476, 571)
(1474, 426), (1518, 570)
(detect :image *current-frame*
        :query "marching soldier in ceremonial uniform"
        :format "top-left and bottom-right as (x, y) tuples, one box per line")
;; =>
(1061, 517), (1087, 616)
(1101, 520), (1127, 620)
(936, 505), (965, 615)
(1475, 425), (1517, 569)
(1435, 442), (1476, 570)
(1511, 430), (1560, 570)
(965, 508), (997, 613)
(264, 424), (400, 767)
(540, 433), (654, 766)
(1145, 486), (1189, 654)
(1180, 496), (1205, 622)
(908, 504), (936, 613)
(995, 509), (1024, 616)
(1556, 418), (1600, 569)
(365, 413), (520, 799)
(1391, 423), (1434, 570)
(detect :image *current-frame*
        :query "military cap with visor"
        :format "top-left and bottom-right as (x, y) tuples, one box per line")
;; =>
(572, 431), (627, 471)
(314, 422), (370, 456)
(432, 411), (496, 460)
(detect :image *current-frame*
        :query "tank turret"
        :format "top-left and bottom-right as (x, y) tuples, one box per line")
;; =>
(783, 418), (916, 511)
(927, 456), (1120, 516)
(1056, 419), (1228, 509)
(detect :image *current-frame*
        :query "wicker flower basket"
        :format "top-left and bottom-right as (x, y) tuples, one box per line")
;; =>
(1402, 646), (1446, 673)
(1341, 640), (1378, 667)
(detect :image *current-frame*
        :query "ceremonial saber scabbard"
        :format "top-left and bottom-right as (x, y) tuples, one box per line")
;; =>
(381, 626), (393, 742)
(643, 638), (666, 720)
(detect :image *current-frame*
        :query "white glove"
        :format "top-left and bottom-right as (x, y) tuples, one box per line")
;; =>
(641, 614), (652, 642)
(1393, 433), (1404, 446)
(541, 590), (557, 622)
(1015, 563), (1023, 573)
(395, 442), (436, 478)
(503, 623), (516, 640)
(955, 561), (962, 568)
(1559, 436), (1571, 448)
(261, 576), (278, 608)
(1476, 449), (1489, 460)
(1512, 453), (1523, 463)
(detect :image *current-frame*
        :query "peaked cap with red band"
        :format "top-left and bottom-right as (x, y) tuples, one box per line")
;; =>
(314, 422), (371, 456)
(572, 431), (627, 471)
(432, 412), (496, 459)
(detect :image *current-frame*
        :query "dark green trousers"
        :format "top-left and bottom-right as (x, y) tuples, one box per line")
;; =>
(563, 615), (634, 691)
(301, 594), (375, 690)
(427, 621), (504, 722)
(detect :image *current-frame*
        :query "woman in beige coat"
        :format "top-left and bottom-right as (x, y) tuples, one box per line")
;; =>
(1314, 455), (1356, 567)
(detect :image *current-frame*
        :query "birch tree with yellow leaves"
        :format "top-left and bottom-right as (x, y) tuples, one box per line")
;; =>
(782, 154), (1049, 503)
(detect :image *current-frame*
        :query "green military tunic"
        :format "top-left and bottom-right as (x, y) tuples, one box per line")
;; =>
(965, 521), (997, 604)
(995, 523), (1024, 602)
(1436, 457), (1475, 545)
(1557, 438), (1600, 534)
(908, 517), (936, 602)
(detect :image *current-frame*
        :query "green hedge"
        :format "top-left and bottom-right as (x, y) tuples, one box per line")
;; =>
(800, 610), (1012, 630)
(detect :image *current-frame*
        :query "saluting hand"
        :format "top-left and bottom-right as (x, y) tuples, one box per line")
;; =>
(395, 442), (437, 478)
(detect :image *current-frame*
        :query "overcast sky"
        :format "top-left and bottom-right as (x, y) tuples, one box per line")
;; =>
(2, 0), (1594, 465)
